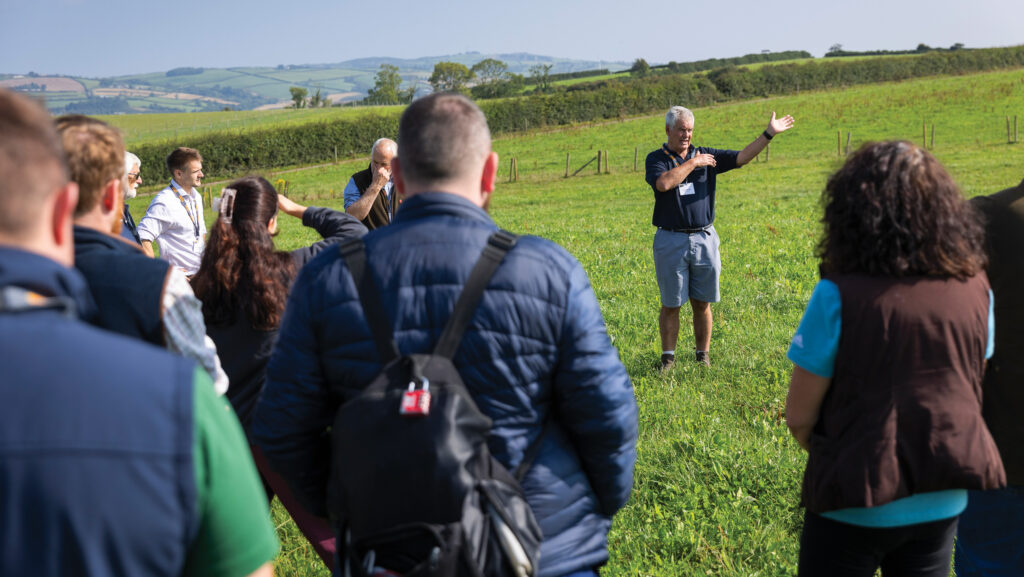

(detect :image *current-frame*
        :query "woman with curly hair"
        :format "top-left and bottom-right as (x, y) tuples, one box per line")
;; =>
(192, 175), (366, 571)
(785, 141), (1005, 576)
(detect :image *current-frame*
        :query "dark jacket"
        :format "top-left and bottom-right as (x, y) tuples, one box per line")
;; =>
(802, 273), (1005, 513)
(289, 206), (369, 269)
(73, 225), (171, 346)
(210, 207), (367, 429)
(350, 166), (396, 230)
(972, 180), (1024, 484)
(253, 193), (639, 577)
(0, 247), (199, 577)
(121, 203), (141, 244)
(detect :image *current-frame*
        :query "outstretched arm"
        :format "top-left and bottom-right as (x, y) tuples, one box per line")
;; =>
(277, 194), (307, 219)
(737, 112), (795, 166)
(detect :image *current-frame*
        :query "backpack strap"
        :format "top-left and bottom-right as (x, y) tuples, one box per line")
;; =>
(433, 230), (518, 359)
(339, 238), (400, 364)
(512, 420), (550, 482)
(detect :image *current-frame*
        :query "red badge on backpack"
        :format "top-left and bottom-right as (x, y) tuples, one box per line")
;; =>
(400, 381), (431, 416)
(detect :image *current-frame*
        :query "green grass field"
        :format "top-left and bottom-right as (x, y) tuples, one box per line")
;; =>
(124, 67), (1024, 576)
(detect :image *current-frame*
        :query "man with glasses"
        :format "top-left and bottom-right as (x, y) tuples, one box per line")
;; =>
(121, 151), (142, 244)
(138, 147), (207, 276)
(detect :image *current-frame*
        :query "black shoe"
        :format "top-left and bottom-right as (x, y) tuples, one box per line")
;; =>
(695, 351), (710, 367)
(660, 353), (675, 372)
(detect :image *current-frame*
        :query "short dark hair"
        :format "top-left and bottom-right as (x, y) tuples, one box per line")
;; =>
(56, 119), (124, 217)
(396, 93), (490, 185)
(166, 147), (202, 176)
(818, 140), (985, 279)
(0, 89), (68, 238)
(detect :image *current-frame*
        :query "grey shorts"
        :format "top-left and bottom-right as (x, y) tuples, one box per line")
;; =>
(652, 226), (721, 307)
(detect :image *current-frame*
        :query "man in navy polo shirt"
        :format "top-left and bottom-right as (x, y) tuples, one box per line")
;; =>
(645, 106), (794, 370)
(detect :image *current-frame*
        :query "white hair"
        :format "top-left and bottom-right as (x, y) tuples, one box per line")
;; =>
(124, 151), (141, 174)
(665, 106), (694, 128)
(371, 138), (397, 156)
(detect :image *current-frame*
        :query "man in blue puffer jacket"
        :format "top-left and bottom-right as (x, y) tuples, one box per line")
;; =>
(253, 92), (639, 577)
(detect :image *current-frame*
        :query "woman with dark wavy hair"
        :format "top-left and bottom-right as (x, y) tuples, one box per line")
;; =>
(192, 175), (366, 571)
(784, 141), (1005, 577)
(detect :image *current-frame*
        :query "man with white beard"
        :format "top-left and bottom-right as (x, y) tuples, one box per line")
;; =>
(120, 151), (143, 243)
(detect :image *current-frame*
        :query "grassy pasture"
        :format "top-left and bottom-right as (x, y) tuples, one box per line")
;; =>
(124, 68), (1024, 576)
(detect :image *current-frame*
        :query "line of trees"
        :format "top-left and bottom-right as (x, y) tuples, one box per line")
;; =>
(288, 86), (332, 109)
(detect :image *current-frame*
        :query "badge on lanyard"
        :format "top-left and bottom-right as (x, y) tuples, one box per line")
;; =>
(678, 182), (695, 196)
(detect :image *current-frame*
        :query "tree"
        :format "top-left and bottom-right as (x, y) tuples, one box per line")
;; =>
(308, 87), (330, 108)
(289, 86), (307, 109)
(528, 64), (553, 93)
(828, 43), (843, 54)
(429, 62), (474, 93)
(365, 64), (404, 105)
(916, 43), (932, 52)
(950, 42), (965, 51)
(471, 58), (509, 85)
(630, 58), (650, 78)
(469, 59), (523, 99)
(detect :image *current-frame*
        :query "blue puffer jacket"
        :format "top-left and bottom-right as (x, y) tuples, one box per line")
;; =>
(254, 193), (638, 577)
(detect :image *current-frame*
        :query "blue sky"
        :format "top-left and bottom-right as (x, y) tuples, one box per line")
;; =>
(2, 0), (1021, 77)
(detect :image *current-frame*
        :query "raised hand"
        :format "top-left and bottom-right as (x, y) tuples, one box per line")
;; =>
(767, 112), (795, 137)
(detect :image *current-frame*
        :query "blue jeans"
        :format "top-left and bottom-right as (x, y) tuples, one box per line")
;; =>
(955, 485), (1024, 576)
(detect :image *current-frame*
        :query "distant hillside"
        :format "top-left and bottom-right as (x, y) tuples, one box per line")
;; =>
(4, 53), (629, 115)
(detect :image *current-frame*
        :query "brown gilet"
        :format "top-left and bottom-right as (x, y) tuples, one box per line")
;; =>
(350, 166), (394, 231)
(802, 273), (1005, 513)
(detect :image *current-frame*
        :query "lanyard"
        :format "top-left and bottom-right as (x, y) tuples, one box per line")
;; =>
(169, 181), (201, 240)
(661, 144), (686, 168)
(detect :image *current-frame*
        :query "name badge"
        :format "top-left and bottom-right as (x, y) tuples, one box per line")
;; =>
(678, 182), (695, 196)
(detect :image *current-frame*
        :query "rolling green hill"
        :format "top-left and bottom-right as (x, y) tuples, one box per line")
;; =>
(5, 52), (629, 114)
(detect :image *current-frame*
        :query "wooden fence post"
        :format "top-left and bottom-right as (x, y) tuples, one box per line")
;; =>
(634, 147), (638, 172)
(930, 124), (935, 149)
(509, 158), (515, 182)
(596, 150), (602, 174)
(837, 130), (842, 157)
(514, 157), (519, 182)
(604, 150), (610, 173)
(1007, 117), (1011, 144)
(922, 119), (927, 148)
(565, 153), (571, 178)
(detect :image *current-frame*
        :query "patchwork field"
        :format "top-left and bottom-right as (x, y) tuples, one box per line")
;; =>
(126, 67), (1024, 576)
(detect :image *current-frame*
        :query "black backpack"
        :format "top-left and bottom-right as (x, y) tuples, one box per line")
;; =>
(330, 231), (544, 577)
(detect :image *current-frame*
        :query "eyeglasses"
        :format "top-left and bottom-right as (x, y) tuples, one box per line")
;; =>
(126, 172), (141, 180)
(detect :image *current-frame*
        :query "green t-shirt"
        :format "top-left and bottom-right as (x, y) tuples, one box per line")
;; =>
(183, 368), (279, 577)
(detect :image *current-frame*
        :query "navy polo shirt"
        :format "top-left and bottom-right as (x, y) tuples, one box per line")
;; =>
(645, 144), (739, 230)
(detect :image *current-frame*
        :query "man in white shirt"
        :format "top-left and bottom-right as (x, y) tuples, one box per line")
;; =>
(138, 147), (207, 276)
